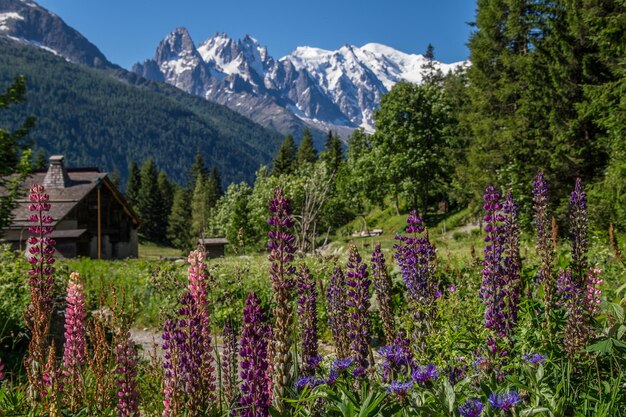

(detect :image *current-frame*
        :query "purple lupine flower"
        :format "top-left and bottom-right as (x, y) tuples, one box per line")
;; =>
(345, 245), (372, 377)
(24, 183), (56, 399)
(501, 190), (521, 336)
(62, 272), (87, 408)
(221, 320), (238, 406)
(557, 269), (591, 358)
(394, 211), (437, 351)
(327, 266), (349, 359)
(386, 381), (413, 401)
(586, 268), (603, 316)
(570, 178), (588, 285)
(533, 173), (555, 312)
(114, 330), (139, 417)
(297, 264), (319, 376)
(411, 364), (439, 385)
(267, 188), (296, 401)
(488, 391), (520, 411)
(240, 292), (271, 417)
(522, 353), (546, 365)
(162, 316), (184, 416)
(458, 399), (484, 417)
(370, 243), (396, 343)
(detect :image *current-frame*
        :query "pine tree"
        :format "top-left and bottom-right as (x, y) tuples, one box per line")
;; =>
(167, 187), (192, 251)
(421, 43), (444, 84)
(157, 171), (175, 243)
(296, 128), (318, 167)
(272, 134), (297, 176)
(125, 161), (141, 209)
(191, 175), (209, 241)
(320, 130), (343, 174)
(137, 159), (163, 242)
(189, 148), (208, 187)
(208, 167), (223, 199)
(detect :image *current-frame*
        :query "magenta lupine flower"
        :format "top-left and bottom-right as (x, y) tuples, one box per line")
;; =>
(557, 269), (591, 358)
(296, 264), (319, 376)
(221, 320), (238, 406)
(114, 330), (139, 417)
(24, 183), (56, 399)
(370, 243), (396, 343)
(62, 272), (87, 407)
(570, 178), (588, 285)
(267, 188), (296, 400)
(586, 268), (603, 315)
(326, 266), (349, 359)
(345, 245), (372, 377)
(240, 292), (271, 417)
(533, 173), (555, 311)
(458, 399), (484, 417)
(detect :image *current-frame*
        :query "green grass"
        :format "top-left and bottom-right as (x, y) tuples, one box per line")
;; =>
(138, 242), (184, 260)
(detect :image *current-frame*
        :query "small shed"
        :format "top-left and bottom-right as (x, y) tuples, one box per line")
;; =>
(197, 238), (229, 259)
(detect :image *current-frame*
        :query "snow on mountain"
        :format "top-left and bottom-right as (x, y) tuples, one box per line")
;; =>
(133, 29), (468, 136)
(0, 11), (23, 31)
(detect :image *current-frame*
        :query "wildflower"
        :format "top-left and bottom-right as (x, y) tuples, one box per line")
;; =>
(585, 268), (603, 316)
(62, 272), (87, 410)
(295, 376), (323, 390)
(114, 330), (139, 417)
(411, 364), (439, 385)
(267, 188), (296, 401)
(296, 264), (319, 376)
(386, 381), (413, 401)
(326, 266), (349, 359)
(240, 292), (271, 417)
(221, 320), (238, 406)
(458, 398), (484, 417)
(488, 390), (520, 411)
(522, 353), (546, 366)
(345, 245), (372, 376)
(370, 243), (396, 342)
(448, 357), (468, 385)
(394, 211), (437, 351)
(533, 173), (555, 313)
(378, 335), (412, 382)
(557, 269), (591, 358)
(331, 358), (353, 372)
(24, 183), (56, 399)
(570, 178), (588, 285)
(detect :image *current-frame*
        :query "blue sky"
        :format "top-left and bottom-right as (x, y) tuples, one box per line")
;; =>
(37, 0), (476, 69)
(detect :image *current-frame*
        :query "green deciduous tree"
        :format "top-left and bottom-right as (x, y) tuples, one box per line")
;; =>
(0, 75), (34, 233)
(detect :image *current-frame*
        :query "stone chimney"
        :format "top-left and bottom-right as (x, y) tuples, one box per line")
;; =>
(43, 155), (71, 189)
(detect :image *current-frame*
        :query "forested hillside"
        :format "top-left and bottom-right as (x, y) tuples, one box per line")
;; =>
(0, 37), (283, 185)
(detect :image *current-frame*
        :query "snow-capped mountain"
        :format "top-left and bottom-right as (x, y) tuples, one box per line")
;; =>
(134, 29), (467, 135)
(0, 0), (112, 68)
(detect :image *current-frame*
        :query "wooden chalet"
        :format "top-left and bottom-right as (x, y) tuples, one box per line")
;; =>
(1, 155), (140, 259)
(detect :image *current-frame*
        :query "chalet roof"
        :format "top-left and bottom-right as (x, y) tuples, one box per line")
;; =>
(197, 238), (229, 245)
(2, 156), (140, 231)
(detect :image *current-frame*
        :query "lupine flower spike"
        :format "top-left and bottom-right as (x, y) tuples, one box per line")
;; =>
(556, 269), (591, 358)
(24, 183), (56, 399)
(239, 292), (271, 417)
(533, 173), (555, 315)
(326, 266), (349, 359)
(267, 188), (297, 402)
(570, 178), (588, 285)
(221, 320), (239, 406)
(114, 329), (140, 417)
(296, 264), (319, 376)
(370, 243), (396, 343)
(394, 211), (437, 353)
(345, 245), (372, 377)
(62, 272), (87, 410)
